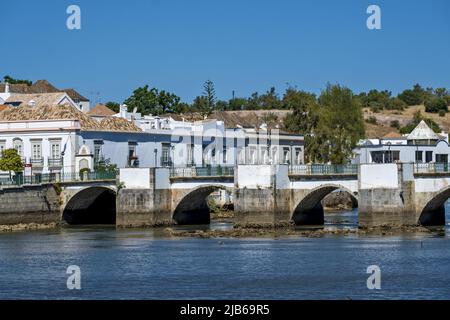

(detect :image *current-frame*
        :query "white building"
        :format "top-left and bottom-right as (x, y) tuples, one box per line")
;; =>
(0, 102), (304, 179)
(353, 120), (450, 164)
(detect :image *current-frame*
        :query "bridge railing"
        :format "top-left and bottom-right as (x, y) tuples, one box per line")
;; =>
(170, 166), (235, 178)
(0, 171), (117, 186)
(289, 164), (358, 175)
(414, 163), (450, 174)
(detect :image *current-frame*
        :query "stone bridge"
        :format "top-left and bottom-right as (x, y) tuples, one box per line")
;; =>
(116, 165), (360, 227)
(116, 163), (450, 228)
(3, 163), (450, 228)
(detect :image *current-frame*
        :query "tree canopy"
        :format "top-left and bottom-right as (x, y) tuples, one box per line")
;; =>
(123, 85), (180, 115)
(3, 75), (32, 86)
(0, 149), (23, 177)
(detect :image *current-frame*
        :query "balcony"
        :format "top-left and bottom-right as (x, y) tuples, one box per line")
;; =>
(30, 157), (44, 167)
(48, 158), (63, 167)
(160, 156), (173, 167)
(127, 156), (140, 168)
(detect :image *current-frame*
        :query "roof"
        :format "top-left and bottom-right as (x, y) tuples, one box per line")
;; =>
(0, 80), (89, 102)
(162, 110), (290, 132)
(0, 105), (8, 112)
(61, 88), (89, 102)
(5, 92), (69, 107)
(381, 131), (404, 139)
(407, 120), (439, 140)
(86, 104), (116, 117)
(0, 104), (141, 132)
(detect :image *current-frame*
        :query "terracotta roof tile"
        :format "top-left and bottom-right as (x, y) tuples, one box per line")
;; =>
(0, 104), (141, 132)
(87, 104), (116, 117)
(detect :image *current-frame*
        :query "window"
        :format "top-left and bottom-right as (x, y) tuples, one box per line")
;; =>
(31, 141), (42, 159)
(436, 154), (448, 163)
(13, 138), (23, 157)
(384, 151), (400, 163)
(426, 151), (433, 163)
(415, 151), (423, 163)
(0, 140), (5, 157)
(187, 144), (194, 165)
(161, 143), (171, 166)
(50, 142), (61, 159)
(371, 151), (384, 163)
(222, 146), (227, 163)
(94, 144), (102, 163)
(283, 147), (290, 164)
(128, 141), (138, 167)
(295, 148), (302, 165)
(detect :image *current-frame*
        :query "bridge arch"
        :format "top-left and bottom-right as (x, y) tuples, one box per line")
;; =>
(418, 186), (450, 226)
(172, 184), (233, 225)
(291, 184), (358, 225)
(62, 186), (117, 225)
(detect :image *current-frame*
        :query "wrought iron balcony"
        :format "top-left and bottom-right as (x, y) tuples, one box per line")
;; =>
(48, 158), (63, 167)
(30, 157), (44, 167)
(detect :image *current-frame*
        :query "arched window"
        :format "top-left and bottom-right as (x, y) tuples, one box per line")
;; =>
(13, 138), (23, 157)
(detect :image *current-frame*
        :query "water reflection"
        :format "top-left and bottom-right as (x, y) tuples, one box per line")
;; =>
(1, 204), (450, 299)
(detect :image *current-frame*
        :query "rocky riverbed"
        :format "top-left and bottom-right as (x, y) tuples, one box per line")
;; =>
(165, 224), (436, 239)
(0, 222), (58, 232)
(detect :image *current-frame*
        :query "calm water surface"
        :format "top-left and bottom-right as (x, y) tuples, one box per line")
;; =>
(1, 206), (450, 300)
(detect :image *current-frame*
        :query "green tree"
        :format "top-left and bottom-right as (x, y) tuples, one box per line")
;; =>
(0, 149), (23, 179)
(425, 97), (448, 113)
(398, 83), (430, 106)
(312, 84), (365, 164)
(259, 87), (281, 109)
(105, 101), (120, 113)
(3, 75), (32, 86)
(173, 102), (191, 114)
(94, 158), (117, 175)
(227, 97), (247, 110)
(191, 96), (209, 115)
(202, 80), (216, 113)
(282, 88), (318, 134)
(124, 85), (180, 115)
(386, 97), (407, 110)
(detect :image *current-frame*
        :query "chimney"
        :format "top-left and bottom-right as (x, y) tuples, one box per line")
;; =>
(5, 82), (9, 93)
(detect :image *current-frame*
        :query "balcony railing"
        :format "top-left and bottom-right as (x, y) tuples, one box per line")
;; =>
(289, 164), (358, 175)
(48, 158), (63, 167)
(414, 163), (450, 174)
(127, 156), (140, 168)
(29, 157), (44, 167)
(0, 171), (117, 186)
(161, 156), (173, 167)
(170, 166), (234, 178)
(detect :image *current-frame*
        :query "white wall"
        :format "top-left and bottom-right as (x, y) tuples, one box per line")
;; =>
(359, 163), (398, 189)
(236, 165), (272, 188)
(119, 168), (152, 189)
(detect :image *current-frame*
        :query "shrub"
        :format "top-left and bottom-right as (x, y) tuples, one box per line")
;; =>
(390, 120), (400, 129)
(386, 98), (407, 111)
(365, 116), (378, 124)
(425, 97), (448, 113)
(439, 110), (446, 117)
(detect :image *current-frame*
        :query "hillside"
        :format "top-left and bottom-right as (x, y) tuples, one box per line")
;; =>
(171, 105), (450, 138)
(362, 105), (450, 137)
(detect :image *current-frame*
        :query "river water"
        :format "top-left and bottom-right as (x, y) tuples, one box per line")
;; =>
(1, 207), (450, 300)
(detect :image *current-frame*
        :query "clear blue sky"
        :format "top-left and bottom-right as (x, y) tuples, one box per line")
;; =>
(1, 0), (449, 104)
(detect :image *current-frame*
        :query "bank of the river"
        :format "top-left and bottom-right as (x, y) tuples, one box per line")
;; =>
(0, 222), (58, 232)
(165, 224), (437, 238)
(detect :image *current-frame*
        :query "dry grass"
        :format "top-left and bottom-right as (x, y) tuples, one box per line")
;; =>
(363, 105), (450, 137)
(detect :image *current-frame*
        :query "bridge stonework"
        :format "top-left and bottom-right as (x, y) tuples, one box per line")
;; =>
(2, 164), (450, 228)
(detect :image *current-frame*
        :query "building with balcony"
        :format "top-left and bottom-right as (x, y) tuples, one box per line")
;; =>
(0, 102), (304, 180)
